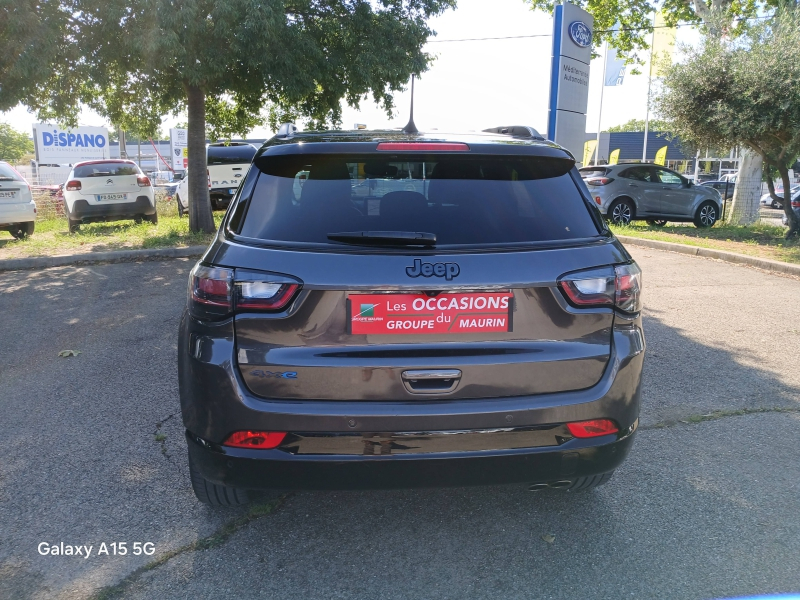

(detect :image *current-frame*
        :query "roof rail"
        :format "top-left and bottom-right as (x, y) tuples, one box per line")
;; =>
(276, 123), (298, 138)
(483, 126), (545, 141)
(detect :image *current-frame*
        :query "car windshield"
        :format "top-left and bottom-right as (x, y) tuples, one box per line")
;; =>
(0, 163), (23, 181)
(73, 162), (140, 177)
(234, 153), (601, 248)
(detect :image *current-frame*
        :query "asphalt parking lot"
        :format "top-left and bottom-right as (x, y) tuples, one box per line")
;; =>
(1, 246), (799, 600)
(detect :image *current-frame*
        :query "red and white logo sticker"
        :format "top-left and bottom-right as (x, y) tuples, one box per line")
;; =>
(348, 292), (513, 335)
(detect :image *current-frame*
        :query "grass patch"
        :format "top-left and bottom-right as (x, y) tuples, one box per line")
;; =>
(0, 198), (222, 260)
(611, 221), (800, 265)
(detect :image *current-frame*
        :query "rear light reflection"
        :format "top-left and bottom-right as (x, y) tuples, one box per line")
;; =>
(223, 431), (287, 449)
(236, 282), (299, 310)
(188, 264), (301, 319)
(558, 263), (642, 314)
(567, 419), (619, 438)
(65, 180), (81, 191)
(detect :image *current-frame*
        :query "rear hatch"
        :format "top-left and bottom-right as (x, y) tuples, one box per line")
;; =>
(207, 144), (256, 194)
(217, 144), (620, 401)
(72, 161), (142, 203)
(0, 163), (32, 205)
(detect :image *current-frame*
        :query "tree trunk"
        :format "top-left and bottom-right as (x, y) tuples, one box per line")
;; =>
(778, 164), (799, 239)
(186, 84), (215, 234)
(725, 150), (762, 225)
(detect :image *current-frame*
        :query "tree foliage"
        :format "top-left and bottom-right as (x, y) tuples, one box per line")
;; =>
(605, 118), (670, 132)
(2, 0), (456, 232)
(523, 0), (765, 62)
(655, 7), (800, 237)
(0, 122), (34, 161)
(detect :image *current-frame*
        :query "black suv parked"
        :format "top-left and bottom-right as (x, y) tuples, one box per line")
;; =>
(179, 128), (645, 505)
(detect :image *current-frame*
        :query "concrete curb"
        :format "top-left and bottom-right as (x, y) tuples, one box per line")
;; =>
(616, 234), (800, 277)
(0, 245), (207, 272)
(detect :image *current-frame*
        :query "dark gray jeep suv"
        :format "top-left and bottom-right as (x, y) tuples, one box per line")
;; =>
(178, 128), (645, 505)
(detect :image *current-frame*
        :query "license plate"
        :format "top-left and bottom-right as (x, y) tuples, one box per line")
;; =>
(96, 193), (127, 201)
(0, 191), (17, 199)
(348, 292), (513, 335)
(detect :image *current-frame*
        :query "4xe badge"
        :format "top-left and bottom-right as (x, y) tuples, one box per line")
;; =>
(406, 259), (460, 281)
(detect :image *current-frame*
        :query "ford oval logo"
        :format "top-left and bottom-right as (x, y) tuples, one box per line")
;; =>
(568, 21), (592, 48)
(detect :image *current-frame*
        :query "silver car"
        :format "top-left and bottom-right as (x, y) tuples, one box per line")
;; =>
(580, 164), (723, 227)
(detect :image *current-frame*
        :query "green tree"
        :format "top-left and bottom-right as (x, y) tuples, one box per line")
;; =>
(524, 0), (768, 61)
(0, 122), (34, 161)
(606, 118), (669, 133)
(655, 7), (800, 238)
(2, 0), (455, 233)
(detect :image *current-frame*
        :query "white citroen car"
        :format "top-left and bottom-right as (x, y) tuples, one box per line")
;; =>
(0, 161), (36, 239)
(63, 159), (156, 232)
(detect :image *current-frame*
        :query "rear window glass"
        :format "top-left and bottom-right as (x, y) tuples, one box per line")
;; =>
(579, 167), (608, 178)
(207, 144), (257, 165)
(73, 162), (140, 177)
(236, 154), (600, 248)
(0, 163), (24, 181)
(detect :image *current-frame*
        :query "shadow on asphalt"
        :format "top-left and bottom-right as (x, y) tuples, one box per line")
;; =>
(0, 264), (799, 599)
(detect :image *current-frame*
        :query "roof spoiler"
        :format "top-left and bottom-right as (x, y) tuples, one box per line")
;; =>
(483, 126), (545, 141)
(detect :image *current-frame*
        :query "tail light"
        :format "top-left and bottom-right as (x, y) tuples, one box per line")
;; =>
(595, 196), (602, 205)
(137, 175), (151, 187)
(188, 263), (301, 320)
(558, 263), (642, 314)
(65, 180), (81, 191)
(792, 200), (800, 208)
(567, 419), (619, 438)
(223, 431), (287, 449)
(207, 170), (211, 189)
(584, 177), (614, 186)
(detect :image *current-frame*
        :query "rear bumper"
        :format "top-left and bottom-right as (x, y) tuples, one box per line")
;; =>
(0, 202), (36, 226)
(68, 195), (155, 220)
(187, 427), (636, 490)
(178, 310), (645, 491)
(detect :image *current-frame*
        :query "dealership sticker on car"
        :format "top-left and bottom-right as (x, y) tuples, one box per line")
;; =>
(347, 292), (514, 334)
(96, 193), (127, 201)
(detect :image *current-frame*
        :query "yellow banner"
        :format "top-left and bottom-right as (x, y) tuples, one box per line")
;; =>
(582, 140), (597, 166)
(655, 146), (668, 165)
(609, 149), (620, 165)
(651, 12), (677, 77)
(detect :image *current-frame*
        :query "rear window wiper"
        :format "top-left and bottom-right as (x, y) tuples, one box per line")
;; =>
(327, 231), (436, 246)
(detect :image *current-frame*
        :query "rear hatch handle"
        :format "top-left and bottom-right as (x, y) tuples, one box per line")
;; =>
(402, 369), (462, 395)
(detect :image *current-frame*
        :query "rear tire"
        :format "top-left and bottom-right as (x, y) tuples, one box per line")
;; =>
(176, 195), (185, 217)
(646, 219), (668, 227)
(694, 201), (718, 228)
(567, 471), (614, 491)
(607, 199), (635, 226)
(145, 211), (158, 225)
(9, 222), (34, 239)
(68, 218), (80, 234)
(189, 455), (250, 506)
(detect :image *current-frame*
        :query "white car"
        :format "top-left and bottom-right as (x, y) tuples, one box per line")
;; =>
(63, 160), (156, 232)
(0, 161), (36, 239)
(175, 142), (256, 216)
(760, 184), (800, 209)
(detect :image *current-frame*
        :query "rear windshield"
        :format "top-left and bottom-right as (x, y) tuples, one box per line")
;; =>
(207, 144), (257, 165)
(235, 154), (600, 248)
(73, 162), (140, 177)
(0, 163), (24, 181)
